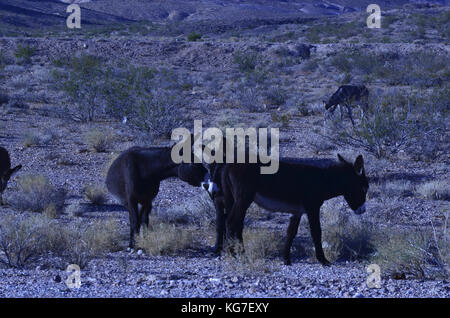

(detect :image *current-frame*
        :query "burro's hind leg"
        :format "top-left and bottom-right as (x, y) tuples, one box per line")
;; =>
(127, 197), (140, 249)
(139, 201), (152, 233)
(283, 214), (302, 265)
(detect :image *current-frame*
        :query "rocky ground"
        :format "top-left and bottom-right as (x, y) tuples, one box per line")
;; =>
(0, 1), (449, 298)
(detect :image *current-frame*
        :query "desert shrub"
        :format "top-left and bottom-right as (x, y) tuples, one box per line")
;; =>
(271, 113), (291, 128)
(84, 128), (113, 152)
(55, 55), (105, 122)
(325, 90), (447, 159)
(135, 218), (198, 256)
(224, 228), (282, 274)
(233, 50), (260, 73)
(63, 219), (122, 268)
(322, 211), (376, 262)
(23, 130), (55, 148)
(84, 186), (108, 205)
(416, 181), (450, 201)
(264, 86), (287, 106)
(330, 51), (449, 87)
(235, 86), (263, 112)
(132, 89), (184, 139)
(0, 214), (51, 268)
(187, 32), (202, 41)
(372, 227), (448, 280)
(103, 66), (184, 139)
(0, 213), (121, 268)
(14, 44), (35, 64)
(9, 175), (66, 214)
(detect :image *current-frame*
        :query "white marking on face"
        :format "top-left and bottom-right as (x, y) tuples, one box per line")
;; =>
(355, 203), (366, 215)
(201, 179), (218, 195)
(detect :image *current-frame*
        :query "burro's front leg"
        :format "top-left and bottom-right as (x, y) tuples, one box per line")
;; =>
(283, 214), (301, 265)
(212, 198), (226, 254)
(225, 198), (252, 254)
(307, 208), (330, 266)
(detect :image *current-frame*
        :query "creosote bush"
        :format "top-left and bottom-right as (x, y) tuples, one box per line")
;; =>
(233, 50), (261, 73)
(325, 90), (447, 159)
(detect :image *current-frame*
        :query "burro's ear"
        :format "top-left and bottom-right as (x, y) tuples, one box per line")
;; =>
(354, 155), (364, 176)
(337, 154), (346, 164)
(7, 164), (22, 178)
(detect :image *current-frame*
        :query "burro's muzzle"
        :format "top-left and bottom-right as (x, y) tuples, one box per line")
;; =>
(354, 203), (366, 215)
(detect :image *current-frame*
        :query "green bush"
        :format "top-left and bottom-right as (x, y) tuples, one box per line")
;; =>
(233, 50), (260, 73)
(14, 44), (35, 64)
(187, 32), (202, 41)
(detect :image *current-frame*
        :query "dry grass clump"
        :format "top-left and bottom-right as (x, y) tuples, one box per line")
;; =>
(9, 174), (66, 215)
(23, 130), (55, 148)
(135, 218), (199, 256)
(416, 181), (450, 201)
(63, 219), (122, 268)
(224, 227), (283, 274)
(381, 180), (414, 198)
(372, 225), (448, 280)
(84, 128), (114, 152)
(84, 185), (108, 205)
(0, 214), (122, 269)
(320, 205), (448, 280)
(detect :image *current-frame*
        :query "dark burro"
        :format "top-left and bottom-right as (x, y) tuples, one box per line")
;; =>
(106, 144), (207, 248)
(0, 146), (22, 205)
(203, 154), (369, 265)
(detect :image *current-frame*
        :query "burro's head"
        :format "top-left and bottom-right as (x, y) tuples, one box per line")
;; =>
(200, 163), (221, 199)
(337, 154), (369, 215)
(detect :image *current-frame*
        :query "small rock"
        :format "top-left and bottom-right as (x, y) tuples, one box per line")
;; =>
(54, 275), (62, 283)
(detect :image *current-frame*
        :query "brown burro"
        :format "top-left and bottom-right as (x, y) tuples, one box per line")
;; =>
(105, 142), (208, 249)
